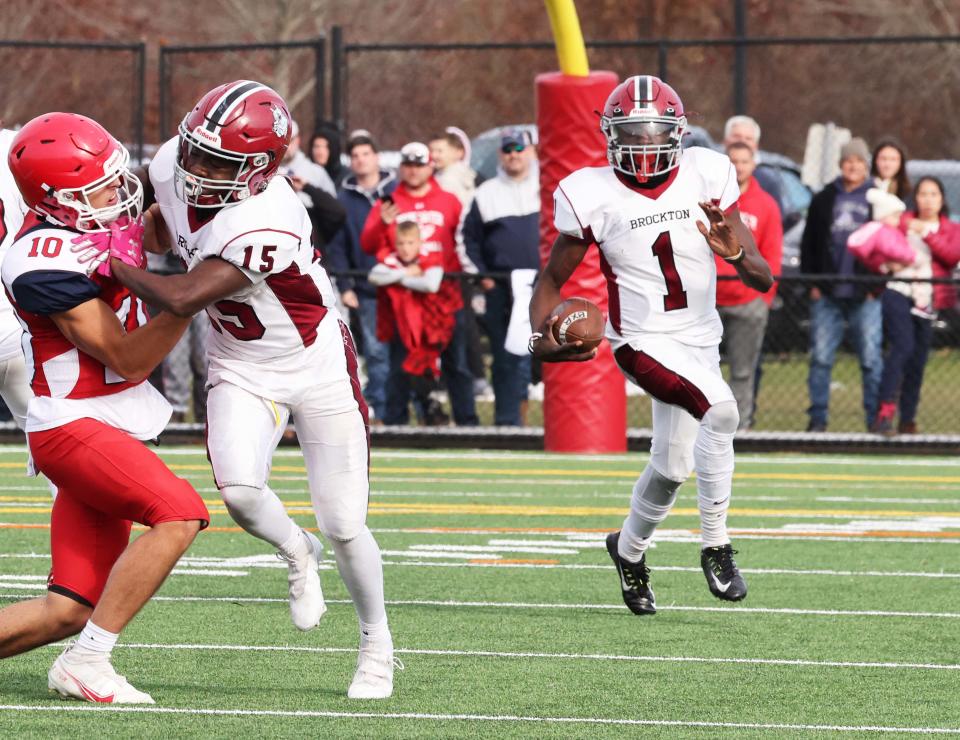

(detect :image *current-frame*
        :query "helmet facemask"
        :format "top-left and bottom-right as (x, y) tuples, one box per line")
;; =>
(47, 145), (144, 232)
(603, 114), (687, 181)
(174, 120), (271, 208)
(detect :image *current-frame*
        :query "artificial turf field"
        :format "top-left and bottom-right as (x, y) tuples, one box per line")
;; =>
(0, 444), (958, 737)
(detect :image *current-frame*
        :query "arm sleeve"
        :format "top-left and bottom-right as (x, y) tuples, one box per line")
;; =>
(368, 263), (404, 286)
(360, 203), (386, 256)
(303, 186), (347, 245)
(717, 161), (740, 212)
(553, 185), (585, 239)
(324, 197), (355, 293)
(11, 270), (101, 315)
(924, 220), (960, 268)
(401, 266), (443, 294)
(462, 201), (488, 274)
(799, 192), (823, 274)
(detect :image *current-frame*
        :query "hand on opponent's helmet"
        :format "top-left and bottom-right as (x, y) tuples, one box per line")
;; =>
(71, 215), (146, 278)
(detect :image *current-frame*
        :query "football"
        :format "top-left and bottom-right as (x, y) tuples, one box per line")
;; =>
(550, 297), (605, 350)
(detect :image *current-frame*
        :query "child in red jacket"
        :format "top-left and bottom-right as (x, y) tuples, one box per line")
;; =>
(369, 221), (454, 425)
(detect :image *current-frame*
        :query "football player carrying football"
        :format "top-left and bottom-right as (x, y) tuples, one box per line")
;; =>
(529, 76), (774, 614)
(109, 81), (397, 698)
(0, 113), (209, 702)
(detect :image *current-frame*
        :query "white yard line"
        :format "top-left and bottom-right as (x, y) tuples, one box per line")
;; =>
(1, 593), (955, 619)
(2, 554), (960, 579)
(0, 704), (955, 733)
(39, 641), (960, 672)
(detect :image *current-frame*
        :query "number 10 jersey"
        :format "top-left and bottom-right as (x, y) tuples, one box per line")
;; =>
(151, 138), (342, 401)
(553, 146), (739, 349)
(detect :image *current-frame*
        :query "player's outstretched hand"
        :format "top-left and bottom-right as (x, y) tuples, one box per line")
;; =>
(697, 201), (740, 260)
(530, 315), (599, 363)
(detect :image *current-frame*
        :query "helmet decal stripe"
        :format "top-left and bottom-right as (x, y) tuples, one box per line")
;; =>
(645, 75), (653, 101)
(204, 81), (265, 134)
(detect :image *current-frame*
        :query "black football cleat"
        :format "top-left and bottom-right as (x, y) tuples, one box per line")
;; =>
(701, 544), (748, 602)
(605, 531), (656, 615)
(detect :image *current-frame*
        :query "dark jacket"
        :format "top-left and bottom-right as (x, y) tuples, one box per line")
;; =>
(463, 166), (541, 276)
(800, 178), (876, 299)
(302, 184), (346, 252)
(325, 170), (397, 298)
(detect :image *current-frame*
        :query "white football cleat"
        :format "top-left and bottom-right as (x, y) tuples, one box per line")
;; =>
(48, 647), (154, 704)
(280, 529), (326, 631)
(347, 645), (403, 699)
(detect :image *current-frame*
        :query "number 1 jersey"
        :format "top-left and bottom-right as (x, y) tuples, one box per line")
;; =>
(553, 146), (739, 348)
(151, 138), (341, 401)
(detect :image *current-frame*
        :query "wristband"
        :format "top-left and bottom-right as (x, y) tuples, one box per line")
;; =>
(527, 332), (543, 354)
(723, 247), (745, 264)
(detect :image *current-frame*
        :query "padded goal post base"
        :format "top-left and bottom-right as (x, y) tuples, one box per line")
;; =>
(536, 70), (626, 453)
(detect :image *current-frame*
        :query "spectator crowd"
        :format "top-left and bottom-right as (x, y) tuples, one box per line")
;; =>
(140, 116), (960, 436)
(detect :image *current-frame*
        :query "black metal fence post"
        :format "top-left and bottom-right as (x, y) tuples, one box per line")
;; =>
(135, 42), (146, 162)
(733, 0), (747, 113)
(331, 25), (344, 134)
(158, 47), (169, 143)
(314, 36), (326, 132)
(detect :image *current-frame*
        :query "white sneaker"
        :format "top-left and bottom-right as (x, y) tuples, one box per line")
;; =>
(48, 646), (154, 704)
(280, 529), (326, 631)
(347, 644), (403, 699)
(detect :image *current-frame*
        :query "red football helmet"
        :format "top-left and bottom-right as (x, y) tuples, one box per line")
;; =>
(600, 75), (687, 181)
(175, 80), (292, 208)
(7, 113), (142, 232)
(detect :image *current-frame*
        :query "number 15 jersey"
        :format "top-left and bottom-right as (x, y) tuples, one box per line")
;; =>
(151, 138), (341, 401)
(553, 146), (739, 349)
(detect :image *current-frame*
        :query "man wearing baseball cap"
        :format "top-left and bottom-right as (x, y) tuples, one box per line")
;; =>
(360, 142), (478, 426)
(799, 136), (882, 432)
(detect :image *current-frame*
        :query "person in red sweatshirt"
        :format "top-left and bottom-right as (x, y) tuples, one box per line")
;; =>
(714, 141), (783, 430)
(361, 142), (477, 425)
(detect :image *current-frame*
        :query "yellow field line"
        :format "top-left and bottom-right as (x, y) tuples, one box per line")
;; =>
(1, 501), (958, 519)
(1, 521), (957, 539)
(3, 459), (960, 484)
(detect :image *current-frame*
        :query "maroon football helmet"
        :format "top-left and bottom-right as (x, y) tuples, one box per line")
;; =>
(175, 80), (292, 207)
(8, 112), (142, 232)
(600, 75), (687, 181)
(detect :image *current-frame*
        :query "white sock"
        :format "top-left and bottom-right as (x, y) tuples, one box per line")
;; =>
(694, 402), (738, 548)
(220, 484), (300, 549)
(619, 466), (681, 561)
(72, 620), (118, 656)
(278, 527), (308, 560)
(359, 617), (392, 650)
(330, 527), (387, 627)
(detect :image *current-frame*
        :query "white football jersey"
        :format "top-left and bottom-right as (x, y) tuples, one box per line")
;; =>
(0, 129), (29, 362)
(151, 138), (343, 401)
(554, 147), (739, 348)
(1, 222), (168, 438)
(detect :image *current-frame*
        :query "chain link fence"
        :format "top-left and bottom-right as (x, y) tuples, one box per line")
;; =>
(0, 41), (146, 162)
(157, 39), (325, 148)
(324, 270), (960, 438)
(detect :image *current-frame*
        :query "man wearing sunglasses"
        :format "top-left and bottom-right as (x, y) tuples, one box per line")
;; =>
(464, 131), (540, 425)
(529, 75), (773, 616)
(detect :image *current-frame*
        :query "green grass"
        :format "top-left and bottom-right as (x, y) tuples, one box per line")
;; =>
(0, 445), (958, 737)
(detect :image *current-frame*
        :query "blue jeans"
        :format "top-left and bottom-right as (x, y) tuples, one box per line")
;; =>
(483, 282), (531, 425)
(441, 307), (479, 426)
(807, 294), (882, 429)
(356, 295), (389, 422)
(879, 290), (933, 425)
